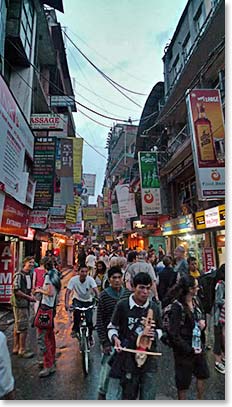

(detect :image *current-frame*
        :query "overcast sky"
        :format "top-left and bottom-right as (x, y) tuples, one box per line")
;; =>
(58, 0), (188, 203)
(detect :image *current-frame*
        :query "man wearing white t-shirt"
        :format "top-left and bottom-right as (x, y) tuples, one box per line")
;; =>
(65, 266), (99, 344)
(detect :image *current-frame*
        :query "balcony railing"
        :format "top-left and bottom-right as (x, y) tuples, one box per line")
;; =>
(167, 125), (189, 156)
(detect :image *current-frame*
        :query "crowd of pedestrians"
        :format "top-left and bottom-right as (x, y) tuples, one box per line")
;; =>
(0, 244), (225, 400)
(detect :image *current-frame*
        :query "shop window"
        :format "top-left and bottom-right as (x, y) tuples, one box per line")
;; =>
(19, 0), (34, 61)
(177, 177), (198, 214)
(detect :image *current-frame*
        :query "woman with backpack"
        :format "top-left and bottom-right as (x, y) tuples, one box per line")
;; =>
(33, 259), (61, 378)
(163, 275), (209, 400)
(213, 264), (225, 374)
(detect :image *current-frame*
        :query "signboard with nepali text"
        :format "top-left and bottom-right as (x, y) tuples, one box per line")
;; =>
(33, 137), (56, 209)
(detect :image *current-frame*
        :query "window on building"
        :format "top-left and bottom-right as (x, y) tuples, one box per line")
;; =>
(177, 177), (198, 213)
(172, 54), (182, 83)
(182, 33), (192, 62)
(194, 4), (205, 34)
(20, 0), (34, 60)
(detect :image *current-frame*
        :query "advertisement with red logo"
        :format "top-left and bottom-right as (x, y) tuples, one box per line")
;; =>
(0, 243), (15, 303)
(186, 89), (225, 199)
(138, 152), (162, 215)
(0, 196), (30, 237)
(203, 247), (216, 273)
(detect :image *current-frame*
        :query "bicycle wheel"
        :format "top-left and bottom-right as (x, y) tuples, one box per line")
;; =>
(80, 334), (89, 376)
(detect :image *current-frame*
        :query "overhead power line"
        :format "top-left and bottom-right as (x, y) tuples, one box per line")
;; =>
(62, 30), (147, 96)
(66, 26), (150, 86)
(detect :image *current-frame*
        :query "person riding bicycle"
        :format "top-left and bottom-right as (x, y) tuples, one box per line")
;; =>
(65, 266), (99, 346)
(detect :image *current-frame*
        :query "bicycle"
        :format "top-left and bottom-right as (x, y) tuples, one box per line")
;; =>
(69, 303), (95, 376)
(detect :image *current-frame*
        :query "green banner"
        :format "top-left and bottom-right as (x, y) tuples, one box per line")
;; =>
(138, 152), (160, 188)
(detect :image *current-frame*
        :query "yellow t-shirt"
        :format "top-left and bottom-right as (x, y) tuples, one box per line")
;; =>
(189, 269), (201, 278)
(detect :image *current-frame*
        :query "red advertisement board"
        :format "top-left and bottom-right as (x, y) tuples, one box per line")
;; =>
(0, 195), (30, 237)
(203, 247), (216, 273)
(0, 243), (15, 303)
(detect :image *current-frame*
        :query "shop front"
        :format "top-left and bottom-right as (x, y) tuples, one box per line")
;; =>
(195, 204), (225, 269)
(161, 214), (206, 272)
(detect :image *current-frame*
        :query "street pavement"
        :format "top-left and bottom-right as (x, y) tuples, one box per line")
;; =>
(0, 268), (225, 400)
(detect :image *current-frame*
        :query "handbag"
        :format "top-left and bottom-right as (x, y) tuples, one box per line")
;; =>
(34, 304), (53, 329)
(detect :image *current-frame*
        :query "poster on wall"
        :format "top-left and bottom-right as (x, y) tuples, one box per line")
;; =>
(0, 243), (15, 303)
(186, 89), (225, 200)
(33, 137), (56, 209)
(82, 174), (96, 196)
(0, 75), (34, 203)
(138, 151), (162, 215)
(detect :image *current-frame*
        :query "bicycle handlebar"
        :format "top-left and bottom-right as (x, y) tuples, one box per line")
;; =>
(69, 304), (95, 312)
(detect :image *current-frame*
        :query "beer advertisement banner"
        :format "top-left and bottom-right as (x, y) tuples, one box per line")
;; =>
(115, 184), (137, 219)
(186, 89), (225, 200)
(33, 137), (56, 209)
(138, 152), (162, 215)
(73, 138), (83, 183)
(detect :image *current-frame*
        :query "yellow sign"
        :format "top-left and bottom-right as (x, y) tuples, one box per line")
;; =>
(195, 211), (206, 230)
(219, 204), (225, 227)
(73, 138), (83, 183)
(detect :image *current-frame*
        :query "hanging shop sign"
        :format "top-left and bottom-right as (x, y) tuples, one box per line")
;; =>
(28, 210), (48, 229)
(115, 184), (137, 219)
(195, 205), (225, 230)
(203, 247), (216, 273)
(162, 215), (194, 236)
(138, 152), (162, 215)
(0, 242), (15, 303)
(0, 75), (34, 203)
(33, 137), (56, 209)
(0, 195), (30, 237)
(82, 174), (96, 196)
(195, 211), (206, 229)
(30, 114), (66, 131)
(186, 89), (225, 200)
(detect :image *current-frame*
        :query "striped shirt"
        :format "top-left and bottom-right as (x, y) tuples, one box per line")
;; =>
(96, 286), (130, 346)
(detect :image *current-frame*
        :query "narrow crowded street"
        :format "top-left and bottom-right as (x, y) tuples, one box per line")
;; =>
(0, 269), (225, 400)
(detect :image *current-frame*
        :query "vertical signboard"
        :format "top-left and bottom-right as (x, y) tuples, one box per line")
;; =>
(0, 243), (15, 303)
(0, 75), (34, 202)
(73, 138), (83, 184)
(82, 174), (96, 196)
(33, 137), (56, 209)
(203, 247), (216, 273)
(115, 184), (137, 219)
(138, 151), (162, 215)
(186, 89), (225, 200)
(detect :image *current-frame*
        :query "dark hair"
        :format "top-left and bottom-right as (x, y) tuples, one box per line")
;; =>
(133, 272), (152, 287)
(187, 256), (197, 264)
(216, 263), (225, 282)
(96, 260), (106, 273)
(127, 251), (137, 263)
(166, 275), (196, 305)
(44, 259), (53, 271)
(163, 256), (172, 267)
(23, 256), (33, 265)
(108, 266), (123, 279)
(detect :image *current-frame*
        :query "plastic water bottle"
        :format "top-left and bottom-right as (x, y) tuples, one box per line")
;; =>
(192, 322), (201, 352)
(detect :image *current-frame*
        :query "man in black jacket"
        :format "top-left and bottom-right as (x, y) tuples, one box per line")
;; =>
(107, 272), (162, 400)
(96, 266), (130, 399)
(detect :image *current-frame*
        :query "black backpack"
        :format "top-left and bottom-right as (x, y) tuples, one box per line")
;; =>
(198, 269), (217, 314)
(161, 300), (185, 347)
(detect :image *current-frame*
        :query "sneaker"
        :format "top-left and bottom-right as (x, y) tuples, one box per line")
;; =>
(49, 364), (56, 374)
(18, 351), (34, 359)
(39, 368), (52, 378)
(215, 362), (225, 374)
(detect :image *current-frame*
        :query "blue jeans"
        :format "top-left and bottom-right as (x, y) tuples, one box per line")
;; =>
(106, 378), (122, 400)
(121, 371), (157, 400)
(98, 353), (112, 395)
